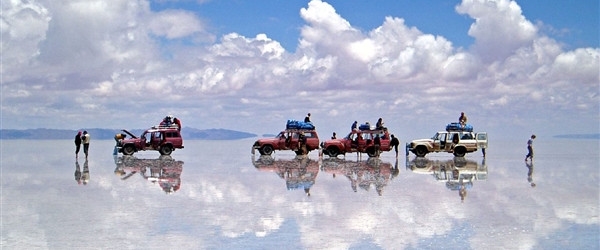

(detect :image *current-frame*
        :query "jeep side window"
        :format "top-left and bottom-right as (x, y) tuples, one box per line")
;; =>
(477, 133), (487, 140)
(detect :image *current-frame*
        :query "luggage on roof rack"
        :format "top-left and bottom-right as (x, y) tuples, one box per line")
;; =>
(446, 122), (473, 132)
(359, 124), (373, 131)
(286, 120), (315, 130)
(152, 124), (179, 129)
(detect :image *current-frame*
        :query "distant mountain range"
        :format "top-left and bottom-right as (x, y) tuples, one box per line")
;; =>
(0, 127), (257, 140)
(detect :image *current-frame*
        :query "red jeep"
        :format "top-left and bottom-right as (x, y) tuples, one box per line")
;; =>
(119, 127), (184, 156)
(322, 129), (391, 157)
(252, 129), (320, 156)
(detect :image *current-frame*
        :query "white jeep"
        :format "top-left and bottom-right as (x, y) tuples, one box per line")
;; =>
(406, 131), (487, 157)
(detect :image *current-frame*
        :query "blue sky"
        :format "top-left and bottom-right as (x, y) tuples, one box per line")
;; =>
(150, 0), (598, 51)
(2, 0), (599, 139)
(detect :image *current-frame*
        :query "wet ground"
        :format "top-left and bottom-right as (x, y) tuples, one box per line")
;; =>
(1, 138), (598, 249)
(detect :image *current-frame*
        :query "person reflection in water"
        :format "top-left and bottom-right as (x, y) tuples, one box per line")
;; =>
(459, 184), (467, 202)
(82, 160), (90, 185)
(74, 160), (82, 185)
(526, 161), (536, 187)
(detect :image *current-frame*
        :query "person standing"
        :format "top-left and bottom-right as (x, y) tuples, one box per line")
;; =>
(390, 134), (400, 158)
(174, 117), (182, 131)
(525, 134), (536, 161)
(81, 131), (91, 159)
(74, 131), (82, 158)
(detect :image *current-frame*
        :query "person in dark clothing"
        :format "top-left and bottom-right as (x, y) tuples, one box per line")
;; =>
(525, 134), (536, 161)
(351, 121), (358, 131)
(376, 118), (385, 130)
(331, 132), (337, 139)
(74, 131), (82, 158)
(304, 113), (311, 123)
(174, 117), (182, 131)
(390, 134), (400, 158)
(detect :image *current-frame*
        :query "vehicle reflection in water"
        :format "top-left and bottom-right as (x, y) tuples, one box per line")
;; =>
(321, 158), (398, 196)
(406, 157), (488, 202)
(113, 155), (184, 194)
(251, 155), (319, 196)
(74, 159), (90, 185)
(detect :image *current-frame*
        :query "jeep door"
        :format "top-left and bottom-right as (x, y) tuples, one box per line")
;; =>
(433, 132), (448, 152)
(289, 132), (300, 150)
(277, 132), (288, 149)
(304, 132), (319, 150)
(475, 132), (488, 149)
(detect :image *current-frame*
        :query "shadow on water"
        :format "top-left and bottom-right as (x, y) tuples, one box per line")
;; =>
(113, 155), (184, 194)
(406, 156), (488, 202)
(251, 155), (319, 196)
(321, 157), (399, 196)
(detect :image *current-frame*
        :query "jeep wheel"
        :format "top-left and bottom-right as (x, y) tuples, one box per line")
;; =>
(326, 146), (339, 157)
(366, 147), (377, 157)
(260, 145), (274, 155)
(123, 145), (135, 155)
(415, 146), (428, 157)
(160, 145), (173, 155)
(453, 147), (466, 157)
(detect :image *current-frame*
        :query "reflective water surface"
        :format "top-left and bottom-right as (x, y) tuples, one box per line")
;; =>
(1, 139), (598, 249)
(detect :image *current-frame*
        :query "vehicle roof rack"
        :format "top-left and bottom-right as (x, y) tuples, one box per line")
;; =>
(151, 125), (180, 129)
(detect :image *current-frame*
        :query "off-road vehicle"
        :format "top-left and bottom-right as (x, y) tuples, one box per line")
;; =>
(252, 129), (320, 156)
(406, 131), (487, 157)
(118, 126), (184, 156)
(322, 129), (392, 157)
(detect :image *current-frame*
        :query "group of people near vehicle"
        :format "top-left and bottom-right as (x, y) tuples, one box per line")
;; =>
(74, 112), (537, 162)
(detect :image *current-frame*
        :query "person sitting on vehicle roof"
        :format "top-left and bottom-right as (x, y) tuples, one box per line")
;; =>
(304, 113), (311, 123)
(459, 112), (468, 127)
(160, 115), (173, 127)
(376, 118), (385, 130)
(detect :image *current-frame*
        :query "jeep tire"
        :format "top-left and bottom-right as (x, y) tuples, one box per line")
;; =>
(366, 147), (377, 157)
(415, 146), (428, 157)
(326, 146), (339, 157)
(160, 145), (173, 155)
(453, 147), (466, 157)
(122, 145), (135, 155)
(260, 145), (274, 155)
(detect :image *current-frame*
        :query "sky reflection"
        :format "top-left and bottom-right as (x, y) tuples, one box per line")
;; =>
(1, 139), (598, 249)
